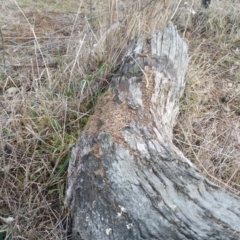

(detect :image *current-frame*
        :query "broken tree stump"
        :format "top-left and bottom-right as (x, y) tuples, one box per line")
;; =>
(66, 23), (240, 240)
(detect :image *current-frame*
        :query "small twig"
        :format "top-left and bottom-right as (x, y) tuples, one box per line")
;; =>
(130, 55), (150, 88)
(11, 62), (58, 69)
(170, 0), (183, 21)
(0, 28), (6, 68)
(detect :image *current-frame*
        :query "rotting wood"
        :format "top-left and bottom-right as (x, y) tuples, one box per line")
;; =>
(66, 22), (240, 240)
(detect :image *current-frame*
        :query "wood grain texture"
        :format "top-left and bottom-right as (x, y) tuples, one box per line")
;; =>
(66, 23), (240, 240)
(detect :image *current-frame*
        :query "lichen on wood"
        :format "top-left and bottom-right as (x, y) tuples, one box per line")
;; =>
(66, 23), (240, 240)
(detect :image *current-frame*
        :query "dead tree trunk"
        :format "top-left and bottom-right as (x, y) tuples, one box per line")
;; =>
(66, 23), (240, 240)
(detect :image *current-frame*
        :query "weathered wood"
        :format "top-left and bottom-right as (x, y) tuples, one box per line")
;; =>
(66, 23), (240, 240)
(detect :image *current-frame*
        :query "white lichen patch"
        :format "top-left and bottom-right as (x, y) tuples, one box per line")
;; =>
(117, 205), (127, 217)
(126, 223), (133, 229)
(119, 206), (126, 212)
(117, 212), (122, 217)
(105, 228), (112, 235)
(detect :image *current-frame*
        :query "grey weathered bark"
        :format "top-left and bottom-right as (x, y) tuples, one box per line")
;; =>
(66, 23), (240, 240)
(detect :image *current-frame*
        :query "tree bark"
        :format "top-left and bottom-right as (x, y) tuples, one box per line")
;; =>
(66, 23), (240, 240)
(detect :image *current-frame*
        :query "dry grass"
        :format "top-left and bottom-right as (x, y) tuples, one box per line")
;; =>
(173, 0), (240, 195)
(0, 0), (240, 239)
(0, 0), (170, 239)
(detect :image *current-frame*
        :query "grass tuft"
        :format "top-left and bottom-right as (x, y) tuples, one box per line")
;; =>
(1, 0), (240, 239)
(0, 0), (170, 238)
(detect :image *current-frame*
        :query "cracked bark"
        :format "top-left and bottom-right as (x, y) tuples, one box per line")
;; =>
(66, 23), (240, 240)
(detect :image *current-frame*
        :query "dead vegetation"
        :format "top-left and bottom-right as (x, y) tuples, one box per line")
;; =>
(0, 0), (240, 239)
(173, 0), (240, 195)
(0, 0), (169, 239)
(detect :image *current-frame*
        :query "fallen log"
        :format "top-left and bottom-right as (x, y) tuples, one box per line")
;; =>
(66, 22), (240, 240)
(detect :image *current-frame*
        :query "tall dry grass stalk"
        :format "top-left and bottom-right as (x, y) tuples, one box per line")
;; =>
(0, 0), (172, 238)
(174, 0), (240, 194)
(1, 0), (240, 238)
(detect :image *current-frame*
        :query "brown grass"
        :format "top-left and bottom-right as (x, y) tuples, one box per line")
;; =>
(0, 0), (240, 239)
(173, 0), (240, 195)
(0, 0), (169, 239)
